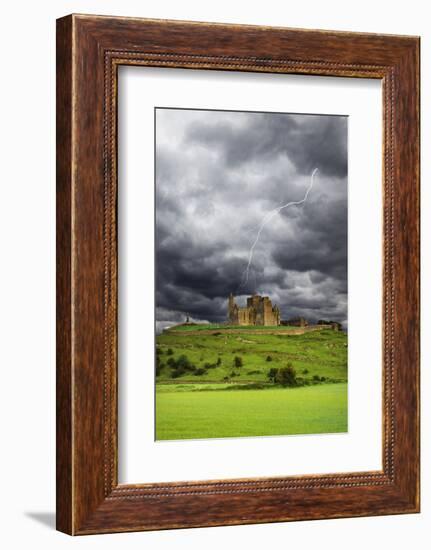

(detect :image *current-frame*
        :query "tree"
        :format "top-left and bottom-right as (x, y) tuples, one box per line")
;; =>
(267, 367), (279, 383)
(176, 354), (191, 369)
(233, 356), (243, 368)
(168, 354), (197, 378)
(275, 364), (297, 387)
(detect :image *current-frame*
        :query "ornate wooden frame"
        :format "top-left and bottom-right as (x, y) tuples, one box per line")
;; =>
(56, 14), (420, 535)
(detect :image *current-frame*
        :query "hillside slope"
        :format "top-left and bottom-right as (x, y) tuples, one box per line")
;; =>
(156, 325), (347, 385)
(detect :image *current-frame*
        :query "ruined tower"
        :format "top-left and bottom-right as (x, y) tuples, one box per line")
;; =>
(227, 293), (280, 326)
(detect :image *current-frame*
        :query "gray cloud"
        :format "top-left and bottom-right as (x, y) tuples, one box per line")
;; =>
(155, 108), (348, 327)
(186, 111), (347, 177)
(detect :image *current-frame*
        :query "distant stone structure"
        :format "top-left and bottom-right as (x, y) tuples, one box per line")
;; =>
(228, 293), (280, 326)
(317, 319), (342, 331)
(281, 317), (309, 327)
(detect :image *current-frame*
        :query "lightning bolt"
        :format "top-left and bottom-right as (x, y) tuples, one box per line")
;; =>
(239, 168), (319, 290)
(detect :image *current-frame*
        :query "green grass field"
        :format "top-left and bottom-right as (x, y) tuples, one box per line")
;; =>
(155, 325), (347, 440)
(156, 383), (347, 440)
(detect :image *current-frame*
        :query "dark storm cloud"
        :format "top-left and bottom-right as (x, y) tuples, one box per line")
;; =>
(155, 108), (348, 328)
(273, 196), (348, 282)
(186, 112), (347, 178)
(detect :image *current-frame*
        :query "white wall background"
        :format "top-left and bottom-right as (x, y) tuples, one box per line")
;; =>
(0, 1), (427, 548)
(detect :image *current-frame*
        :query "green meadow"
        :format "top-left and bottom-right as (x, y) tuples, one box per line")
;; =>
(156, 383), (347, 440)
(155, 325), (347, 440)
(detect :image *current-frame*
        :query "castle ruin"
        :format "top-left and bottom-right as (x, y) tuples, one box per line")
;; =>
(228, 293), (280, 326)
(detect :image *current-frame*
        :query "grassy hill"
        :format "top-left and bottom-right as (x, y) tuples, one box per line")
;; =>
(155, 325), (347, 440)
(156, 325), (347, 385)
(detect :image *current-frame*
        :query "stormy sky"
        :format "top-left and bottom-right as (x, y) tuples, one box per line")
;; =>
(155, 108), (348, 332)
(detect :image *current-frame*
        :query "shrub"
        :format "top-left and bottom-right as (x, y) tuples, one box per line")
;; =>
(156, 347), (163, 356)
(168, 354), (197, 378)
(194, 367), (207, 376)
(266, 355), (273, 362)
(320, 376), (326, 382)
(267, 367), (279, 382)
(313, 374), (320, 382)
(302, 368), (309, 374)
(167, 348), (174, 356)
(216, 357), (222, 366)
(275, 364), (297, 387)
(234, 356), (243, 368)
(176, 354), (192, 370)
(171, 369), (183, 379)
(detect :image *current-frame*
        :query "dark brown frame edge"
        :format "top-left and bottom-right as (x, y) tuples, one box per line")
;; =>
(56, 14), (420, 535)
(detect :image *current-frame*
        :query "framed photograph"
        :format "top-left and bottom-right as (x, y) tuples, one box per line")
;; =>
(56, 14), (420, 534)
